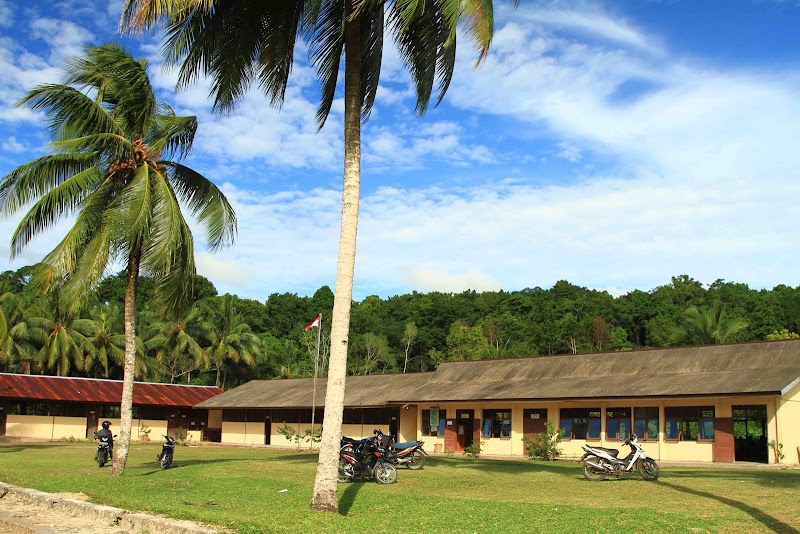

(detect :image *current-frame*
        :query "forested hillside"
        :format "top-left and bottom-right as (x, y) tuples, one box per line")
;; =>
(1, 265), (798, 389)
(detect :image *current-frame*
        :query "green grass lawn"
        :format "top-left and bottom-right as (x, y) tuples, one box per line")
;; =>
(0, 441), (798, 533)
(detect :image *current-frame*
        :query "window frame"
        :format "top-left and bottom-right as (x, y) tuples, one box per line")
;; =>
(482, 409), (512, 439)
(422, 409), (446, 436)
(665, 406), (715, 442)
(559, 408), (601, 440)
(634, 407), (659, 441)
(605, 407), (631, 441)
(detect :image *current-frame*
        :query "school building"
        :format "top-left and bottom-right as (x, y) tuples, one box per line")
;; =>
(0, 374), (223, 442)
(196, 339), (800, 464)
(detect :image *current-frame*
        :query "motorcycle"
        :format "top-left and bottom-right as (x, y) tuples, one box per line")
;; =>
(373, 429), (427, 470)
(156, 435), (177, 469)
(93, 432), (116, 468)
(580, 434), (659, 481)
(339, 434), (397, 484)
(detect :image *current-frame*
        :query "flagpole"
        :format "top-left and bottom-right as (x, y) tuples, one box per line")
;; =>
(310, 313), (321, 451)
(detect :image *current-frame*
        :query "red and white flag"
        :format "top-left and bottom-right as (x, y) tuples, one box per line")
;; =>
(305, 314), (321, 331)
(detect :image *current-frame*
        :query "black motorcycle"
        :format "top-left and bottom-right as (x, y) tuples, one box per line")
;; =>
(93, 433), (116, 468)
(156, 435), (177, 469)
(339, 435), (397, 484)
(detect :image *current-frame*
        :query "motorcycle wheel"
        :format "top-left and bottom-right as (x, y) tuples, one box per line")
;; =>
(373, 460), (397, 484)
(638, 458), (660, 481)
(160, 452), (173, 469)
(406, 450), (425, 470)
(97, 450), (107, 468)
(338, 459), (354, 483)
(582, 455), (607, 481)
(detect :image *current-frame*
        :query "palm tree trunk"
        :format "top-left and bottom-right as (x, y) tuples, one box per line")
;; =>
(112, 252), (140, 474)
(310, 0), (362, 513)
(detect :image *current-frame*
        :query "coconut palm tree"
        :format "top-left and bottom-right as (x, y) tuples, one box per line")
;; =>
(673, 302), (749, 345)
(0, 43), (236, 473)
(197, 295), (261, 388)
(26, 287), (87, 376)
(120, 0), (499, 510)
(0, 293), (33, 373)
(144, 306), (212, 384)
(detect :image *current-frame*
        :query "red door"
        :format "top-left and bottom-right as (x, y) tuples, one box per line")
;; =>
(713, 417), (734, 463)
(444, 419), (457, 453)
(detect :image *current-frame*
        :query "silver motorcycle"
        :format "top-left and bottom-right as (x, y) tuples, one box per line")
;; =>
(580, 434), (659, 481)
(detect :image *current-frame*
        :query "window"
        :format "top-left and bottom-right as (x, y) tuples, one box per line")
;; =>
(559, 408), (601, 440)
(482, 409), (512, 438)
(223, 409), (247, 422)
(606, 408), (631, 441)
(422, 409), (446, 436)
(10, 401), (50, 416)
(665, 406), (714, 441)
(634, 407), (659, 440)
(99, 404), (120, 418)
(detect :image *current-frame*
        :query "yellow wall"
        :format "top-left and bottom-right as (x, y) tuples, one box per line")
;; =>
(6, 415), (58, 438)
(397, 405), (417, 444)
(208, 409), (222, 428)
(776, 382), (800, 465)
(51, 417), (86, 440)
(137, 419), (168, 441)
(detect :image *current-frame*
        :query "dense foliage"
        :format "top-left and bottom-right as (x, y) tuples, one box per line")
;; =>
(1, 267), (798, 388)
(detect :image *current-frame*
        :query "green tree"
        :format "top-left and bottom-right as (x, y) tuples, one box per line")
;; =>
(120, 0), (500, 512)
(0, 43), (236, 473)
(145, 307), (211, 384)
(0, 292), (40, 373)
(350, 332), (395, 374)
(199, 295), (262, 388)
(673, 302), (749, 345)
(446, 321), (489, 361)
(401, 322), (418, 373)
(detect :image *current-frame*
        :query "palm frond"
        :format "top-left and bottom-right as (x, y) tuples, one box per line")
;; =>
(163, 162), (237, 250)
(149, 107), (197, 160)
(308, 0), (345, 128)
(9, 165), (105, 258)
(0, 153), (101, 215)
(143, 174), (196, 315)
(18, 84), (125, 142)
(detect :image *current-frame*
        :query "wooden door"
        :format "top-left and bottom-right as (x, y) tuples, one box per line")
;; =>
(86, 411), (98, 439)
(0, 409), (5, 437)
(264, 417), (271, 445)
(444, 419), (457, 453)
(523, 409), (548, 438)
(713, 417), (734, 463)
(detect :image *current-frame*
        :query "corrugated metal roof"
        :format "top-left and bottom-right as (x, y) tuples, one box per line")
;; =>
(195, 373), (430, 409)
(196, 339), (800, 409)
(0, 374), (223, 407)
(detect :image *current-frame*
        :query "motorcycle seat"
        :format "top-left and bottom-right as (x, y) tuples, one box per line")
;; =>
(595, 447), (620, 457)
(394, 441), (417, 451)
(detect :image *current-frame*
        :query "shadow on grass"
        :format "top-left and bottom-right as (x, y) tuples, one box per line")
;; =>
(338, 481), (366, 516)
(658, 480), (799, 533)
(430, 456), (579, 477)
(663, 468), (800, 489)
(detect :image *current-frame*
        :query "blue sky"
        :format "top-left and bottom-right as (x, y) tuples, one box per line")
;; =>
(1, 0), (799, 301)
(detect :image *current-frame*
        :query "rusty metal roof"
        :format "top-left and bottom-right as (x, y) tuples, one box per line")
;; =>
(0, 374), (223, 407)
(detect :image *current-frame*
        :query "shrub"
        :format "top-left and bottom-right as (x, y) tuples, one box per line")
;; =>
(768, 440), (785, 464)
(522, 421), (564, 460)
(464, 441), (483, 458)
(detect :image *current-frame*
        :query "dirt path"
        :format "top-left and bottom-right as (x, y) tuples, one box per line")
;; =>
(0, 492), (128, 533)
(0, 485), (221, 534)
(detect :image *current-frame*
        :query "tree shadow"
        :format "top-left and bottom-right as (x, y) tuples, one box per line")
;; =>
(658, 480), (799, 533)
(338, 481), (366, 516)
(663, 468), (800, 489)
(431, 456), (578, 477)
